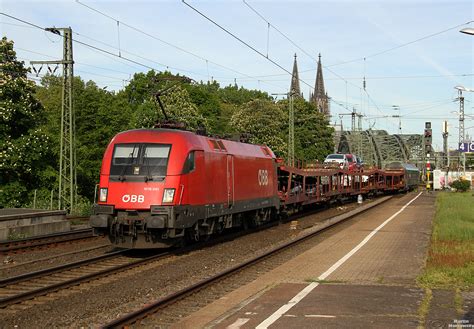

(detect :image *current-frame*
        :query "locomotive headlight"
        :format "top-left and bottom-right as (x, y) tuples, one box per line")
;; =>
(162, 188), (175, 203)
(99, 188), (108, 202)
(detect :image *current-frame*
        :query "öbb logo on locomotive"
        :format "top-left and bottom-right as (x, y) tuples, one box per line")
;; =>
(122, 194), (145, 203)
(258, 169), (269, 186)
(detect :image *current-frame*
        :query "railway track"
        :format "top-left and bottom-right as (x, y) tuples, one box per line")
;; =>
(102, 195), (392, 328)
(0, 249), (170, 309)
(0, 228), (98, 255)
(0, 211), (294, 311)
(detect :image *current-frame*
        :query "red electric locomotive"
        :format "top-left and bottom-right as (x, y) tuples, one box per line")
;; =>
(90, 128), (280, 248)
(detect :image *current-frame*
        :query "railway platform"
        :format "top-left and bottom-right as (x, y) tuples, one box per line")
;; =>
(173, 192), (473, 328)
(0, 209), (69, 240)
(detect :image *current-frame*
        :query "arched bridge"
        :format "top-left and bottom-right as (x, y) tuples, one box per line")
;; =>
(337, 130), (424, 168)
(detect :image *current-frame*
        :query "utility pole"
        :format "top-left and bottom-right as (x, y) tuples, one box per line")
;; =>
(454, 86), (474, 174)
(31, 27), (76, 212)
(338, 108), (364, 156)
(356, 113), (363, 156)
(272, 92), (295, 167)
(288, 92), (295, 167)
(351, 107), (356, 132)
(424, 122), (433, 191)
(458, 89), (465, 174)
(392, 105), (401, 134)
(457, 89), (465, 147)
(442, 121), (449, 169)
(357, 113), (363, 132)
(442, 121), (449, 189)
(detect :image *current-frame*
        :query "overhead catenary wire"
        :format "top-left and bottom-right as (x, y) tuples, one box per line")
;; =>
(13, 58), (131, 85)
(1, 13), (164, 72)
(242, 0), (315, 61)
(2, 12), (287, 92)
(239, 0), (392, 123)
(75, 0), (286, 90)
(26, 70), (125, 89)
(72, 30), (206, 77)
(213, 73), (474, 82)
(240, 0), (365, 93)
(238, 0), (474, 129)
(325, 20), (474, 68)
(15, 46), (136, 76)
(181, 0), (314, 91)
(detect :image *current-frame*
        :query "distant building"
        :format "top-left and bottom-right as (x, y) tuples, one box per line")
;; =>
(310, 54), (330, 117)
(290, 53), (302, 97)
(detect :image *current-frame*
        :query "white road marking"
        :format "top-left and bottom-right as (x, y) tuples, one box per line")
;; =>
(226, 317), (250, 329)
(255, 192), (423, 329)
(305, 314), (336, 318)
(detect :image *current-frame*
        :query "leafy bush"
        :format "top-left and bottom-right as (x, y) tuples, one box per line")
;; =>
(450, 178), (471, 192)
(72, 195), (93, 216)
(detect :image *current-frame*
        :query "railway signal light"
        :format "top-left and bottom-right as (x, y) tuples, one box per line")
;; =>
(424, 129), (432, 144)
(424, 122), (432, 158)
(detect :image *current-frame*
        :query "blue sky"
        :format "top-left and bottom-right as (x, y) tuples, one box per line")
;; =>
(1, 0), (473, 151)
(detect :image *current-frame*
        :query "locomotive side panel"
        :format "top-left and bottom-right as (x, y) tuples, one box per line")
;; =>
(203, 151), (228, 205)
(232, 155), (277, 205)
(178, 150), (206, 206)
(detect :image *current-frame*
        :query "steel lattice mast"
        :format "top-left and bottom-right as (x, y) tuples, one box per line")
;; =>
(31, 27), (76, 212)
(288, 92), (295, 167)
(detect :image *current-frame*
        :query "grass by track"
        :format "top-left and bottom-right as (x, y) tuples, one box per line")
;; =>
(418, 191), (474, 289)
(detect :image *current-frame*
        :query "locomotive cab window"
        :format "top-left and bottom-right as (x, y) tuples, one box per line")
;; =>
(110, 143), (171, 181)
(112, 144), (139, 165)
(142, 144), (171, 178)
(182, 151), (195, 174)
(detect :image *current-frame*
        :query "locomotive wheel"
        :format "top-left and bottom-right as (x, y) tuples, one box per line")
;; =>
(242, 217), (249, 230)
(184, 226), (198, 244)
(185, 222), (211, 243)
(191, 224), (200, 242)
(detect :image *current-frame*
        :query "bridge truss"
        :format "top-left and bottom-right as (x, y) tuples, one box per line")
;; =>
(337, 130), (424, 168)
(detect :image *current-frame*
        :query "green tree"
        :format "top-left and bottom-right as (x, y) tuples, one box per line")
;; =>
(277, 97), (334, 163)
(75, 80), (132, 199)
(131, 84), (208, 132)
(0, 37), (54, 207)
(218, 84), (272, 105)
(230, 99), (287, 157)
(184, 81), (222, 133)
(36, 75), (134, 200)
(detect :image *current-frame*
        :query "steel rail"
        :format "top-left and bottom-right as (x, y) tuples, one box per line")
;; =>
(102, 195), (393, 328)
(0, 228), (95, 254)
(0, 250), (170, 309)
(0, 249), (126, 287)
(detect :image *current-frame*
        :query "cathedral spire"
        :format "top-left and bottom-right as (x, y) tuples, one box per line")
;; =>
(311, 53), (330, 117)
(290, 53), (301, 96)
(315, 53), (325, 98)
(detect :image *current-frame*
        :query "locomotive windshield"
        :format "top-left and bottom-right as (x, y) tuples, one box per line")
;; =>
(110, 143), (171, 181)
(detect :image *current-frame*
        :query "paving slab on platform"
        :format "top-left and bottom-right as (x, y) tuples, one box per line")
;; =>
(174, 192), (441, 329)
(217, 283), (422, 329)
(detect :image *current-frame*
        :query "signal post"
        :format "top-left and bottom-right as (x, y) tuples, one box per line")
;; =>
(424, 122), (432, 191)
